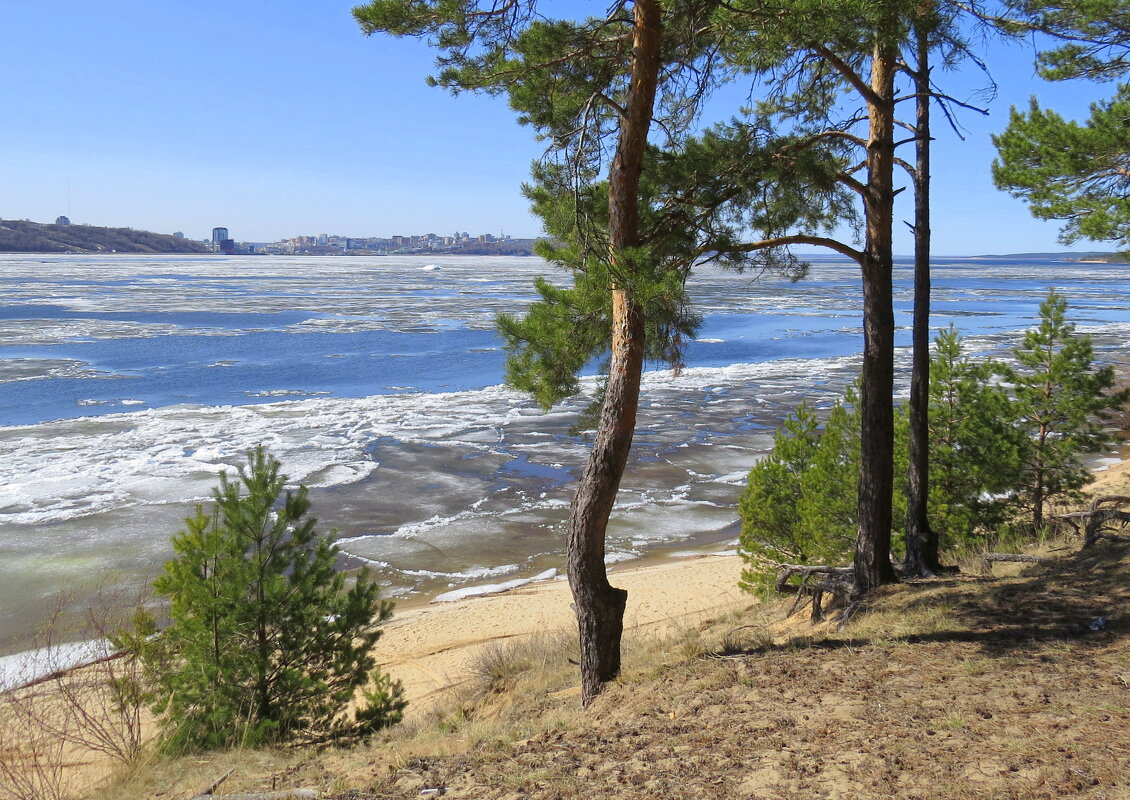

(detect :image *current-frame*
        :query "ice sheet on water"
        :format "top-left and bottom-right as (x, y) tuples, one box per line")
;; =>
(0, 384), (539, 525)
(0, 353), (870, 528)
(0, 639), (113, 692)
(431, 567), (557, 603)
(0, 358), (106, 383)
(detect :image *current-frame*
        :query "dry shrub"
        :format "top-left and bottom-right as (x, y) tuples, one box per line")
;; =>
(0, 689), (71, 800)
(0, 590), (152, 800)
(467, 631), (577, 697)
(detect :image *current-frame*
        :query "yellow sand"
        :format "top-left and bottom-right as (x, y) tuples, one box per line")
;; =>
(372, 552), (749, 714)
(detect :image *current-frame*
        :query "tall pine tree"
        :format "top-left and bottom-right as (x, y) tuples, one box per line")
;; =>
(355, 1), (848, 704)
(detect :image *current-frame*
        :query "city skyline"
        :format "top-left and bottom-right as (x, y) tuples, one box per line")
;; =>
(0, 1), (1120, 256)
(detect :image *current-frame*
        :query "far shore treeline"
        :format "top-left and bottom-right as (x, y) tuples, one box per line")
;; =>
(0, 219), (209, 255)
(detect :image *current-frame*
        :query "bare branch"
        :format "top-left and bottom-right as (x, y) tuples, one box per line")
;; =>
(731, 235), (864, 263)
(810, 42), (880, 107)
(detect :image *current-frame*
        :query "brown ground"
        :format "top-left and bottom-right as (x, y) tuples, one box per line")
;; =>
(304, 539), (1129, 800)
(48, 460), (1130, 799)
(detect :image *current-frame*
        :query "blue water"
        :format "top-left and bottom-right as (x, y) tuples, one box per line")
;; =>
(0, 327), (506, 423)
(1, 252), (1130, 656)
(5, 254), (1128, 428)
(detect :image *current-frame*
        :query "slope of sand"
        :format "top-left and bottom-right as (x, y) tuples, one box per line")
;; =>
(372, 553), (750, 715)
(375, 446), (1130, 715)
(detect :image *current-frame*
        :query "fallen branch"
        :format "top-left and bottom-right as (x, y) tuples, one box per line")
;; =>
(1, 649), (128, 696)
(189, 768), (234, 799)
(1054, 495), (1130, 547)
(983, 553), (1048, 564)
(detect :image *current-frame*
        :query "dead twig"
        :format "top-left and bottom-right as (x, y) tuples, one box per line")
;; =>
(775, 564), (856, 622)
(189, 767), (235, 799)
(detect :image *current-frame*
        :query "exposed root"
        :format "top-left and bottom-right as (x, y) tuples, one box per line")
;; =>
(774, 564), (856, 623)
(1055, 494), (1130, 547)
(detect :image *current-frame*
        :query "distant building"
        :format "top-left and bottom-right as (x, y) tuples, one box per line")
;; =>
(173, 231), (185, 239)
(55, 216), (70, 226)
(218, 238), (236, 255)
(211, 227), (230, 251)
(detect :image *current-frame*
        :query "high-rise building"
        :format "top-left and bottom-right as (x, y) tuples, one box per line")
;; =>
(55, 216), (70, 226)
(211, 227), (230, 249)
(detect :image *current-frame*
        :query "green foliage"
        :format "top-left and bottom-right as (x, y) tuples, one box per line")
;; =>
(355, 671), (409, 737)
(498, 119), (855, 417)
(739, 394), (861, 594)
(993, 1), (1130, 245)
(1018, 0), (1130, 82)
(1005, 290), (1129, 530)
(740, 296), (1129, 587)
(126, 447), (402, 751)
(992, 86), (1130, 245)
(925, 326), (1025, 544)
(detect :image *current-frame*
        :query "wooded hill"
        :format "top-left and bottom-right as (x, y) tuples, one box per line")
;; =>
(0, 219), (209, 254)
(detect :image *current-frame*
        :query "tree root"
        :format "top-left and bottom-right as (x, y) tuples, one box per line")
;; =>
(1055, 494), (1130, 547)
(774, 564), (856, 623)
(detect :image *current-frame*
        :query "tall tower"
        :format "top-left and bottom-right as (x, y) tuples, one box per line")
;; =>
(211, 227), (230, 251)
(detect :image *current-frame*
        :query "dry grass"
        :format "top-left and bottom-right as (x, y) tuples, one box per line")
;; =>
(15, 535), (1130, 800)
(307, 539), (1129, 800)
(0, 591), (153, 800)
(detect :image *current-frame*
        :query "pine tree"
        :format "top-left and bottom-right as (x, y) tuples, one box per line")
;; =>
(739, 393), (862, 593)
(992, 1), (1130, 247)
(993, 87), (1130, 246)
(926, 326), (1024, 545)
(1007, 291), (1129, 531)
(133, 447), (403, 751)
(354, 0), (851, 705)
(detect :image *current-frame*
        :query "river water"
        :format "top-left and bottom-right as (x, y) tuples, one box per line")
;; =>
(1, 252), (1128, 655)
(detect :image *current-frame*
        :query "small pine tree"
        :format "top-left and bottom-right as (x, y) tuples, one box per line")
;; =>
(1006, 290), (1129, 531)
(926, 325), (1025, 545)
(740, 298), (1129, 589)
(131, 447), (403, 751)
(739, 393), (861, 594)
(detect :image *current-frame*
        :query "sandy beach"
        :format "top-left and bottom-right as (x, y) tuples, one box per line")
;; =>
(373, 442), (1130, 715)
(5, 448), (1128, 798)
(372, 552), (751, 715)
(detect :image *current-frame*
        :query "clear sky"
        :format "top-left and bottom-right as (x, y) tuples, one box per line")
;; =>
(0, 1), (1117, 255)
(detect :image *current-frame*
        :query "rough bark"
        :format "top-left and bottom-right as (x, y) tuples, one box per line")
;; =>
(853, 21), (900, 592)
(567, 0), (661, 708)
(904, 12), (943, 577)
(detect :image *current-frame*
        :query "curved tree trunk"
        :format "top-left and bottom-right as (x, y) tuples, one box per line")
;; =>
(853, 19), (899, 592)
(904, 9), (943, 577)
(567, 0), (661, 708)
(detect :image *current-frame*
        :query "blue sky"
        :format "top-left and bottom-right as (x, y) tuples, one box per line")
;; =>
(0, 1), (1117, 255)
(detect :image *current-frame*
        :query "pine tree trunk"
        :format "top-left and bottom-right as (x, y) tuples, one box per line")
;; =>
(904, 12), (942, 577)
(1033, 426), (1047, 531)
(567, 0), (661, 708)
(854, 22), (899, 592)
